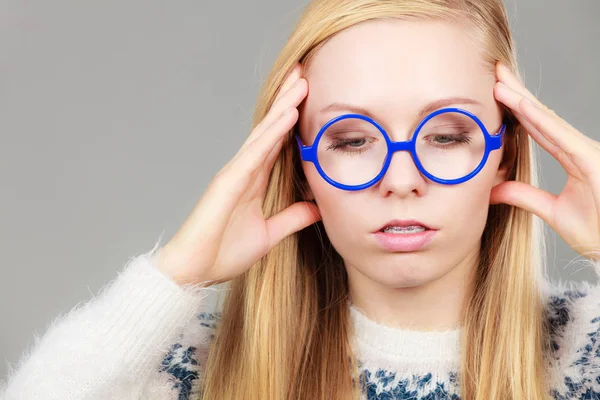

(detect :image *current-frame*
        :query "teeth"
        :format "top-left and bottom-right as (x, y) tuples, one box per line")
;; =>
(381, 225), (426, 234)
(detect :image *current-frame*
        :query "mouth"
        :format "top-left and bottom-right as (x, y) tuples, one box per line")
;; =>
(372, 219), (438, 252)
(374, 219), (435, 234)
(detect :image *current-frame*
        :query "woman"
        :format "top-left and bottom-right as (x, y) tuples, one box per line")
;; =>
(2, 0), (599, 399)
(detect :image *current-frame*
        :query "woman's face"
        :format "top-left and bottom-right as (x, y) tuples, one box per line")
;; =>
(298, 19), (508, 290)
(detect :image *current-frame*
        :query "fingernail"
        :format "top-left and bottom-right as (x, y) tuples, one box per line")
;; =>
(287, 65), (301, 79)
(496, 81), (508, 90)
(523, 97), (537, 109)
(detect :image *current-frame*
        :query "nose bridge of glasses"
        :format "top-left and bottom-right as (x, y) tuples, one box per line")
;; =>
(386, 139), (418, 172)
(388, 140), (413, 153)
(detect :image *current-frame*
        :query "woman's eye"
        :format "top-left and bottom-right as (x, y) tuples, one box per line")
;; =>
(326, 137), (373, 153)
(430, 133), (471, 146)
(346, 139), (367, 147)
(434, 136), (455, 144)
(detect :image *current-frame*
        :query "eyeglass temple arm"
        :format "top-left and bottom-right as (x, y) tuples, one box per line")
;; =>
(488, 122), (507, 151)
(295, 134), (316, 162)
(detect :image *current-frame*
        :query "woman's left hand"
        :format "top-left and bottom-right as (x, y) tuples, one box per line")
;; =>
(491, 62), (600, 262)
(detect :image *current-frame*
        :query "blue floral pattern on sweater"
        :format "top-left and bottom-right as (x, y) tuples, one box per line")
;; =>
(159, 285), (600, 399)
(358, 369), (460, 399)
(159, 343), (199, 400)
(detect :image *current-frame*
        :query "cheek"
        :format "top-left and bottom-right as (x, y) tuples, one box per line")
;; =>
(439, 158), (501, 233)
(452, 165), (498, 211)
(302, 163), (323, 197)
(304, 164), (345, 213)
(442, 186), (489, 227)
(478, 150), (505, 189)
(303, 164), (364, 235)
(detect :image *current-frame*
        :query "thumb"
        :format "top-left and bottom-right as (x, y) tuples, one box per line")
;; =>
(266, 201), (322, 248)
(490, 181), (556, 224)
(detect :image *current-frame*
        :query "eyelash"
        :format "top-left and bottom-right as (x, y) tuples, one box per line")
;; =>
(326, 138), (373, 154)
(325, 133), (472, 154)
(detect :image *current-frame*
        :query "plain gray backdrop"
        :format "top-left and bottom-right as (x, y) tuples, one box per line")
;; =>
(1, 0), (599, 380)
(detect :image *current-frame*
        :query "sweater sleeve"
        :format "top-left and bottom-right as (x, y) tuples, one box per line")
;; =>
(0, 235), (220, 400)
(543, 256), (600, 398)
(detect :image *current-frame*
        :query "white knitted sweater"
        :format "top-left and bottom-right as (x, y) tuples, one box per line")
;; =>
(1, 237), (599, 399)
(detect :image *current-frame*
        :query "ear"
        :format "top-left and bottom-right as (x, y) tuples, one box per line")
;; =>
(492, 141), (515, 187)
(493, 162), (508, 187)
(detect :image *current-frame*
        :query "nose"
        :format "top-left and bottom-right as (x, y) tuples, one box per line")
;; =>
(377, 149), (428, 197)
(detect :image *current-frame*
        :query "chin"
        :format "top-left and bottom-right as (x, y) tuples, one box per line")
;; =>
(370, 261), (437, 288)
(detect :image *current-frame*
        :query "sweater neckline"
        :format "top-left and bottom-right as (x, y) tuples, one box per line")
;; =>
(349, 303), (462, 360)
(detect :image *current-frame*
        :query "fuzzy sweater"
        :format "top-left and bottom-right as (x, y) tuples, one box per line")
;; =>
(1, 236), (599, 400)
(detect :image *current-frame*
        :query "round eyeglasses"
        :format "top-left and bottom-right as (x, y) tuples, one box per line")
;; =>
(295, 107), (506, 191)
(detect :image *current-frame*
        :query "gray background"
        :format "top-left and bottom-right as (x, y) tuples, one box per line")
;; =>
(1, 0), (598, 380)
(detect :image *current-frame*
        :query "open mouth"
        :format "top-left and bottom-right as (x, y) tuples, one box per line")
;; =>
(379, 225), (430, 234)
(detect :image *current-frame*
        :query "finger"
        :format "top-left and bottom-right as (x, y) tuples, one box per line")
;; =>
(496, 63), (545, 109)
(274, 63), (302, 103)
(489, 181), (556, 225)
(496, 62), (588, 138)
(219, 108), (296, 190)
(241, 107), (299, 173)
(258, 127), (299, 200)
(504, 103), (582, 179)
(258, 77), (306, 133)
(241, 78), (307, 151)
(519, 97), (599, 177)
(264, 133), (286, 175)
(494, 81), (592, 169)
(251, 134), (287, 200)
(265, 201), (321, 248)
(515, 110), (559, 149)
(242, 67), (305, 150)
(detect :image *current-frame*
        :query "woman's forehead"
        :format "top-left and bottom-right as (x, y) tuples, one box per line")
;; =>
(299, 19), (498, 134)
(303, 19), (493, 106)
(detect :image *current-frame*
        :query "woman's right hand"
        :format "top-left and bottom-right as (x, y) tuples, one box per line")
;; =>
(155, 63), (321, 287)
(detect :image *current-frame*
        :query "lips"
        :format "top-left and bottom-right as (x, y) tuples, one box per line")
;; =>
(375, 219), (434, 232)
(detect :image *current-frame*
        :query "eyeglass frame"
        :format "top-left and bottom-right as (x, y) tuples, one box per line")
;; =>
(294, 107), (506, 191)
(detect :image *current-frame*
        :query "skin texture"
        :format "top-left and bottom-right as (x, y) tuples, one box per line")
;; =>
(297, 19), (508, 330)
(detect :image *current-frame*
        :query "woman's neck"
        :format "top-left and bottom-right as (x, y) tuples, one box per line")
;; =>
(345, 251), (478, 331)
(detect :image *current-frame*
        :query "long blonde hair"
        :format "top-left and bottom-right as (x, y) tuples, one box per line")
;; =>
(200, 1), (551, 399)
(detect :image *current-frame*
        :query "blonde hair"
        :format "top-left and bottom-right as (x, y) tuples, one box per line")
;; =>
(200, 1), (552, 399)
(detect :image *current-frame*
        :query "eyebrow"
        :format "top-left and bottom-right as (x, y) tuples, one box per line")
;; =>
(318, 96), (483, 123)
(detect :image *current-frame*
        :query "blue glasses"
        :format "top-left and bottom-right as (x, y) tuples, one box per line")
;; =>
(295, 107), (506, 191)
